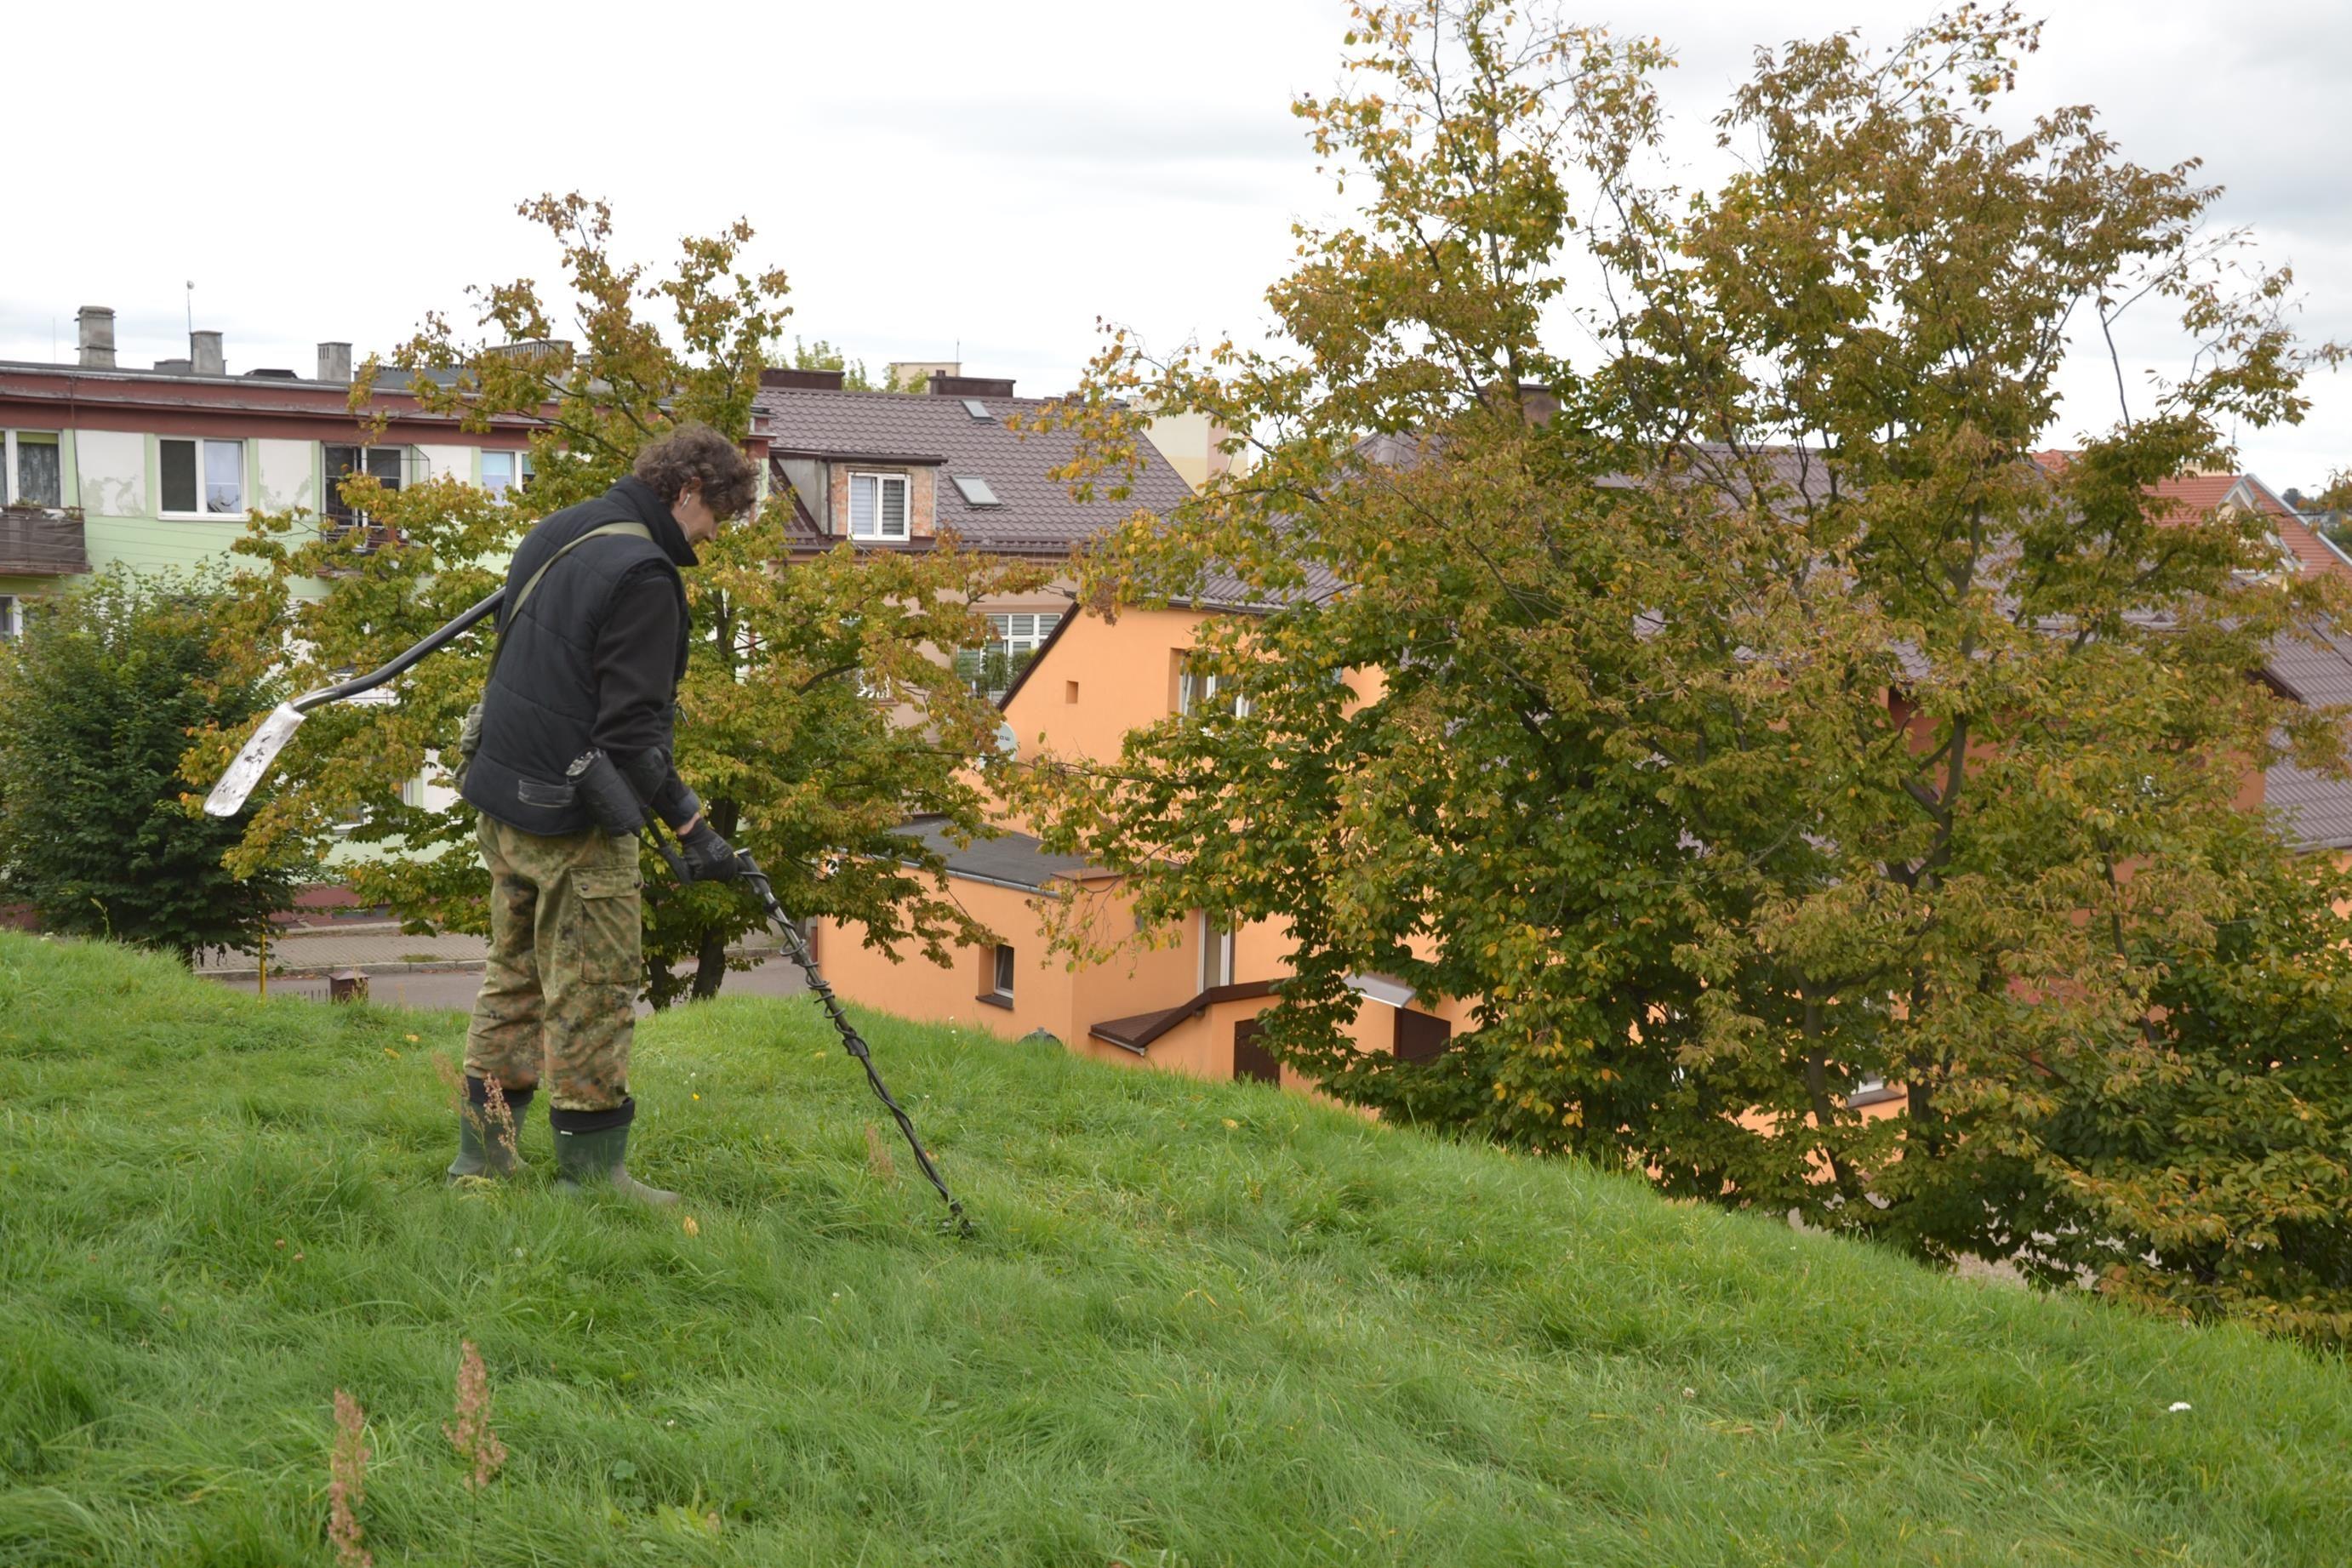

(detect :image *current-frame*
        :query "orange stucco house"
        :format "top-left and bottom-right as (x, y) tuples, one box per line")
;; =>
(813, 452), (2352, 1107)
(811, 600), (1471, 1086)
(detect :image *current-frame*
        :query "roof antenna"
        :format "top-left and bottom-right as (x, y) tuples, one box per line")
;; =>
(186, 281), (195, 338)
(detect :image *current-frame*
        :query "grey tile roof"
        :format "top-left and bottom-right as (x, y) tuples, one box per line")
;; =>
(2263, 755), (2352, 851)
(1182, 556), (1350, 613)
(2262, 624), (2352, 708)
(2260, 624), (2352, 849)
(753, 387), (1195, 557)
(892, 814), (1100, 890)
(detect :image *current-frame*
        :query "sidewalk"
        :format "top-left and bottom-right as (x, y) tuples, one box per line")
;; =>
(193, 920), (782, 978)
(210, 953), (810, 1013)
(195, 917), (805, 1013)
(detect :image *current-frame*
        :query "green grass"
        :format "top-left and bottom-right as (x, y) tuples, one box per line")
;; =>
(1, 933), (2347, 1566)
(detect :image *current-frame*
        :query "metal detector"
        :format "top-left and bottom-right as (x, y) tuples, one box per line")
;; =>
(638, 825), (973, 1236)
(200, 590), (973, 1234)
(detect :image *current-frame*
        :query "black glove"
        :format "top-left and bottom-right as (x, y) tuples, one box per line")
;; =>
(566, 749), (646, 837)
(677, 820), (745, 882)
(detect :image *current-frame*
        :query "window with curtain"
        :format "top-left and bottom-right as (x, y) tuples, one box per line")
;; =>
(7, 432), (61, 506)
(160, 438), (245, 516)
(848, 470), (909, 540)
(481, 449), (534, 499)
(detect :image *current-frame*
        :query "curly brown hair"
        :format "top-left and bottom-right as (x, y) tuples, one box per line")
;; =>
(632, 423), (760, 520)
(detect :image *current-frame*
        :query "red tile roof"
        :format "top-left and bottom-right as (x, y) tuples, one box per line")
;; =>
(2034, 454), (2352, 581)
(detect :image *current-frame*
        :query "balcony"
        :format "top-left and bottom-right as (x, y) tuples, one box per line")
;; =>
(317, 510), (405, 565)
(320, 516), (402, 554)
(0, 504), (91, 576)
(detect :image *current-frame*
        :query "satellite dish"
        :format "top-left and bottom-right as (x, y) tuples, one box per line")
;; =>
(994, 721), (1019, 758)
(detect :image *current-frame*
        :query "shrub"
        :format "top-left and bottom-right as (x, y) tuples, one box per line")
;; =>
(0, 570), (300, 962)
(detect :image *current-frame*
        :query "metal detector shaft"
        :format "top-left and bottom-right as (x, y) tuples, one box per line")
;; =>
(639, 828), (972, 1234)
(203, 587), (506, 817)
(292, 587), (506, 714)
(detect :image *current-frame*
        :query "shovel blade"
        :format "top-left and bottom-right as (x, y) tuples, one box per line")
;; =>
(203, 703), (305, 817)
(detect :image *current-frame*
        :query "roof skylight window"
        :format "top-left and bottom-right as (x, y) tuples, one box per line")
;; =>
(953, 474), (1002, 506)
(962, 399), (993, 419)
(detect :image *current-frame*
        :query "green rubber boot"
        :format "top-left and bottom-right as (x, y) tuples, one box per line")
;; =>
(446, 1078), (534, 1183)
(551, 1099), (677, 1206)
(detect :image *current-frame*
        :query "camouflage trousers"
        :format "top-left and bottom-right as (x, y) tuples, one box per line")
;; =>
(465, 814), (642, 1113)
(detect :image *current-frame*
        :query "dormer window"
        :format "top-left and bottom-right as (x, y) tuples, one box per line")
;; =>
(848, 470), (909, 540)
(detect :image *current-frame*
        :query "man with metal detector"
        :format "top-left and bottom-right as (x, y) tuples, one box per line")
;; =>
(448, 423), (760, 1203)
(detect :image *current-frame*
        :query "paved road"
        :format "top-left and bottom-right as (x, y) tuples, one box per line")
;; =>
(194, 920), (785, 980)
(212, 953), (809, 1014)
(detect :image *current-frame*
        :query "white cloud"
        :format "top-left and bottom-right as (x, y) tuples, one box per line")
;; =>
(5, 0), (2343, 487)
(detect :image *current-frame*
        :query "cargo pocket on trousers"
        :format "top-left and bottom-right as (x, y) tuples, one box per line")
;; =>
(570, 866), (642, 985)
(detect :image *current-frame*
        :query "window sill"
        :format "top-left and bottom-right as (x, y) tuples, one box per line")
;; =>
(159, 511), (250, 522)
(974, 992), (1013, 1011)
(1848, 1085), (1905, 1109)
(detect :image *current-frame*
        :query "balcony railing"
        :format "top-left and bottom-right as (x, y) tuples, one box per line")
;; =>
(319, 514), (403, 556)
(0, 504), (91, 576)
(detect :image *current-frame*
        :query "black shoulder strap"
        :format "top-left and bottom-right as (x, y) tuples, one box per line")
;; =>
(485, 521), (653, 681)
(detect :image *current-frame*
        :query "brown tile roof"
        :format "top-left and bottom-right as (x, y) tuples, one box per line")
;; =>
(753, 386), (1195, 558)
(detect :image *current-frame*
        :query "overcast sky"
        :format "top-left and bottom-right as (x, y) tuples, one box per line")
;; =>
(7, 1), (2345, 492)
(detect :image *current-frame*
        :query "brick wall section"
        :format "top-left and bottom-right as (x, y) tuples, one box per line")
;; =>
(823, 463), (935, 540)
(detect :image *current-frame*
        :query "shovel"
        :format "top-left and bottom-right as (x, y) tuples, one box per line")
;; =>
(203, 588), (505, 818)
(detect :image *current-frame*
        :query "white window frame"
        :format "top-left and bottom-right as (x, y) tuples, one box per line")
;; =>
(158, 436), (248, 519)
(991, 943), (1016, 999)
(480, 448), (534, 500)
(3, 430), (65, 507)
(321, 443), (409, 519)
(0, 595), (20, 640)
(968, 610), (1060, 698)
(848, 470), (910, 541)
(988, 612), (1059, 655)
(1179, 662), (1251, 719)
(1199, 911), (1235, 991)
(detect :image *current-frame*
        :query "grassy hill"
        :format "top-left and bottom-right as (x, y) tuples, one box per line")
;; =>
(1, 932), (2347, 1566)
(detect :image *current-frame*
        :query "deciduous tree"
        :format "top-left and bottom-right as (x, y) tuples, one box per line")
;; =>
(194, 196), (1043, 1005)
(1008, 3), (2352, 1336)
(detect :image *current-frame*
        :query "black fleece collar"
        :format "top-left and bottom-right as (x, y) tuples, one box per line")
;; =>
(609, 476), (699, 568)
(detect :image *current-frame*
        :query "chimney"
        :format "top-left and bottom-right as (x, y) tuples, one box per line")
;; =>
(190, 331), (225, 377)
(758, 367), (847, 391)
(76, 306), (117, 368)
(929, 373), (1017, 399)
(317, 341), (352, 384)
